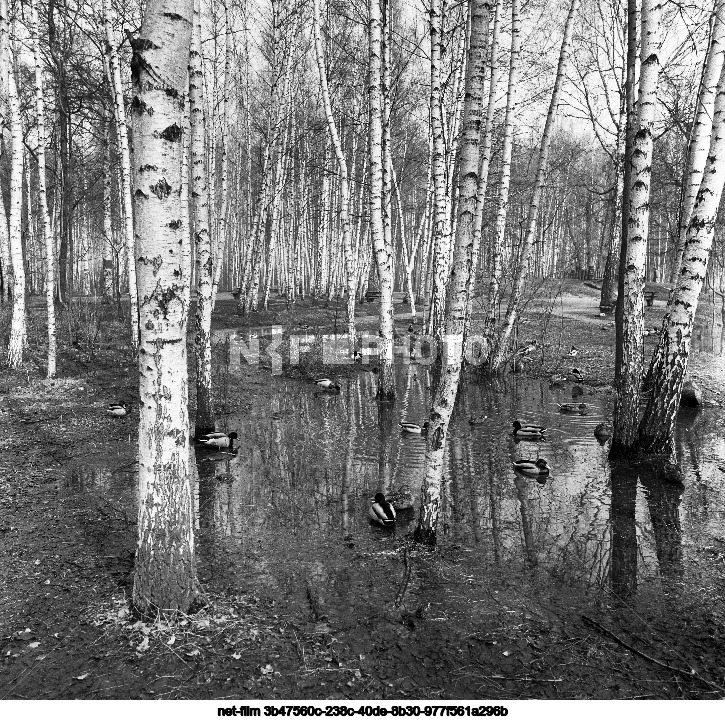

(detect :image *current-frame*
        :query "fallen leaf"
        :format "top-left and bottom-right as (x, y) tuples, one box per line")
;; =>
(261, 664), (273, 675)
(167, 635), (175, 646)
(136, 636), (149, 652)
(74, 673), (90, 681)
(28, 642), (40, 649)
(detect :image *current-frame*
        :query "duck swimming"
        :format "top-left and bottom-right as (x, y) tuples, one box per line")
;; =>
(400, 421), (428, 434)
(369, 492), (396, 526)
(557, 402), (588, 413)
(197, 431), (238, 449)
(512, 420), (546, 436)
(107, 403), (128, 417)
(513, 458), (551, 476)
(314, 378), (341, 391)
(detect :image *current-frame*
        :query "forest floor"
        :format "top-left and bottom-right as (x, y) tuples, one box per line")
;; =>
(1, 280), (724, 701)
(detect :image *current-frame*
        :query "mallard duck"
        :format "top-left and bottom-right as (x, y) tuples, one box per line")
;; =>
(512, 420), (546, 436)
(513, 458), (551, 476)
(314, 378), (340, 391)
(557, 402), (588, 413)
(593, 423), (612, 441)
(369, 492), (396, 525)
(107, 403), (128, 417)
(549, 374), (567, 386)
(400, 421), (428, 434)
(469, 414), (488, 425)
(197, 431), (238, 449)
(571, 368), (584, 383)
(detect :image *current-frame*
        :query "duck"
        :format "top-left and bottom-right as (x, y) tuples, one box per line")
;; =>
(570, 367), (584, 383)
(549, 374), (567, 386)
(468, 414), (488, 425)
(197, 431), (238, 449)
(557, 402), (588, 413)
(593, 423), (612, 441)
(107, 403), (128, 417)
(400, 421), (428, 434)
(566, 345), (581, 357)
(314, 378), (340, 391)
(369, 492), (396, 526)
(512, 420), (546, 436)
(513, 458), (551, 476)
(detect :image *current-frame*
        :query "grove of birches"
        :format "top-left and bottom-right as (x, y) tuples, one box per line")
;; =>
(0, 0), (723, 616)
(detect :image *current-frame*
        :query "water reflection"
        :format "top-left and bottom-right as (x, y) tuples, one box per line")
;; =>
(63, 358), (725, 607)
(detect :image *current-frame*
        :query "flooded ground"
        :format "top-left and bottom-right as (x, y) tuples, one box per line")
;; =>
(57, 343), (725, 698)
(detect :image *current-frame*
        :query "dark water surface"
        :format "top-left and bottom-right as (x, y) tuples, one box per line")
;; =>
(65, 355), (725, 649)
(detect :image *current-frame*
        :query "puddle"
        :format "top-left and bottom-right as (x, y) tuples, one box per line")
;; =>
(63, 355), (725, 629)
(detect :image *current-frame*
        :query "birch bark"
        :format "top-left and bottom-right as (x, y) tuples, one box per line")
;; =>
(31, 0), (57, 377)
(104, 0), (139, 350)
(130, 0), (200, 616)
(639, 63), (725, 453)
(487, 0), (520, 318)
(672, 0), (725, 276)
(612, 0), (662, 455)
(190, 0), (216, 436)
(3, 1), (25, 369)
(313, 0), (357, 347)
(369, 0), (395, 397)
(416, 0), (489, 545)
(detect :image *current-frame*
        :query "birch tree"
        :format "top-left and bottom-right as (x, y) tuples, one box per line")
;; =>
(31, 0), (56, 377)
(490, 0), (580, 371)
(672, 0), (725, 276)
(639, 63), (725, 453)
(313, 0), (357, 347)
(416, 0), (489, 545)
(130, 0), (201, 616)
(369, 0), (396, 398)
(104, 0), (139, 350)
(426, 0), (450, 340)
(2, 0), (26, 369)
(611, 0), (663, 455)
(487, 0), (521, 318)
(190, 0), (216, 436)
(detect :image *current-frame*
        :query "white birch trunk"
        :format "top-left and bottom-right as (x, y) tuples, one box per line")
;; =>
(31, 0), (57, 377)
(416, 0), (489, 545)
(612, 0), (662, 454)
(488, 0), (521, 317)
(3, 4), (25, 369)
(130, 0), (200, 616)
(104, 0), (139, 350)
(427, 0), (450, 340)
(190, 0), (216, 436)
(672, 0), (725, 276)
(640, 62), (725, 452)
(313, 0), (357, 346)
(369, 0), (395, 397)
